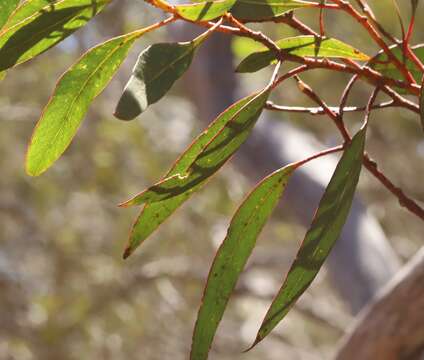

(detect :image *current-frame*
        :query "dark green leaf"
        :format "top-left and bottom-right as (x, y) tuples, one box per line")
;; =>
(114, 33), (209, 120)
(121, 94), (259, 258)
(176, 0), (236, 21)
(250, 127), (366, 348)
(230, 0), (314, 21)
(371, 44), (424, 93)
(236, 36), (370, 73)
(191, 164), (295, 360)
(0, 0), (111, 72)
(26, 30), (145, 176)
(420, 77), (424, 130)
(121, 88), (270, 206)
(0, 0), (20, 29)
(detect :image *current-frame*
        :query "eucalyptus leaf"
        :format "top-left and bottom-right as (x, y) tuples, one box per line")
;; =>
(0, 0), (20, 29)
(121, 88), (270, 206)
(26, 30), (146, 176)
(231, 0), (314, 21)
(176, 0), (236, 21)
(191, 164), (295, 360)
(236, 36), (370, 73)
(0, 0), (111, 71)
(371, 44), (424, 93)
(250, 127), (366, 349)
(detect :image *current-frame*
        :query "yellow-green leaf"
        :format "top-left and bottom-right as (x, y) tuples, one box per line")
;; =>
(191, 164), (295, 360)
(236, 36), (370, 73)
(0, 0), (20, 29)
(176, 0), (236, 21)
(0, 0), (111, 71)
(250, 127), (366, 349)
(231, 0), (314, 21)
(26, 30), (146, 176)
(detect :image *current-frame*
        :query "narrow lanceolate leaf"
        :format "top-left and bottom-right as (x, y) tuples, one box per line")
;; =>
(115, 30), (211, 120)
(191, 165), (296, 360)
(121, 89), (270, 206)
(0, 0), (20, 29)
(122, 94), (257, 258)
(250, 127), (366, 349)
(176, 0), (236, 21)
(236, 36), (370, 73)
(26, 31), (145, 176)
(0, 0), (111, 72)
(230, 0), (314, 21)
(420, 77), (424, 130)
(371, 44), (424, 93)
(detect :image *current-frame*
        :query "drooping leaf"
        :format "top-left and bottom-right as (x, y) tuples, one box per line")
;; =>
(26, 30), (147, 176)
(420, 77), (424, 130)
(230, 0), (314, 21)
(250, 127), (366, 349)
(121, 94), (260, 258)
(0, 0), (20, 29)
(121, 88), (270, 206)
(115, 32), (210, 120)
(371, 44), (424, 93)
(191, 164), (295, 360)
(236, 36), (370, 73)
(0, 0), (111, 72)
(176, 0), (236, 21)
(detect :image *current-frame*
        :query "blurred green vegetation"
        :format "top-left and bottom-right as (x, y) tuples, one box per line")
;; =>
(0, 1), (423, 359)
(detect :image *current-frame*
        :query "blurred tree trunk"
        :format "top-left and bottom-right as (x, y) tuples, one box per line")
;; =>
(336, 247), (424, 360)
(169, 24), (401, 314)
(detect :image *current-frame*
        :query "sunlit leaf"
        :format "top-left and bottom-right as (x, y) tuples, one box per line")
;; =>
(191, 164), (295, 360)
(250, 127), (366, 349)
(0, 0), (20, 29)
(121, 88), (270, 206)
(371, 44), (424, 93)
(115, 32), (211, 120)
(0, 0), (111, 72)
(26, 30), (146, 176)
(236, 36), (370, 73)
(121, 93), (263, 258)
(176, 0), (236, 21)
(231, 0), (314, 21)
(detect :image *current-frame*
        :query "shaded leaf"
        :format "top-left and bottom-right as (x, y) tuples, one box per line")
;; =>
(190, 164), (295, 360)
(236, 36), (370, 73)
(121, 94), (259, 258)
(0, 0), (20, 29)
(250, 127), (366, 348)
(176, 0), (236, 21)
(231, 0), (314, 21)
(115, 31), (211, 120)
(0, 0), (111, 72)
(371, 44), (424, 93)
(26, 30), (146, 176)
(121, 88), (270, 206)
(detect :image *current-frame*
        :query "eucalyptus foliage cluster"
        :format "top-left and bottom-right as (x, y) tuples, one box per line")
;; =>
(1, 0), (423, 358)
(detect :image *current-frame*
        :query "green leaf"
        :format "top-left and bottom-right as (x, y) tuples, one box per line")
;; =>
(420, 77), (424, 130)
(230, 0), (314, 21)
(371, 44), (424, 93)
(0, 0), (111, 72)
(250, 127), (366, 349)
(26, 30), (145, 176)
(0, 0), (20, 29)
(121, 93), (259, 258)
(176, 0), (236, 21)
(190, 164), (295, 360)
(115, 33), (210, 120)
(236, 36), (370, 73)
(121, 88), (270, 206)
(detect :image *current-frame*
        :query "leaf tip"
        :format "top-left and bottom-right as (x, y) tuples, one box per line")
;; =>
(122, 246), (133, 259)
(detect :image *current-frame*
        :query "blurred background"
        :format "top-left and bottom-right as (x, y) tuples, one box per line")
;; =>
(0, 1), (423, 359)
